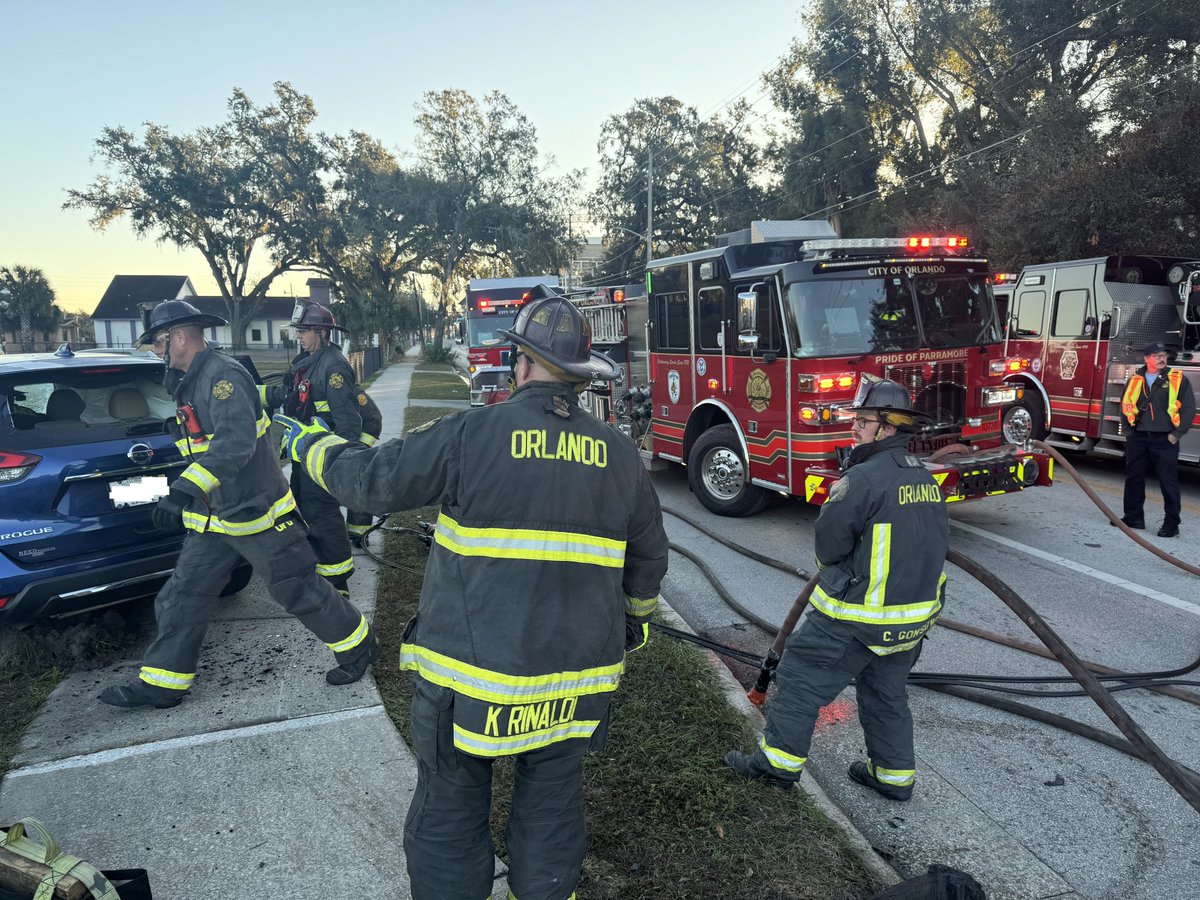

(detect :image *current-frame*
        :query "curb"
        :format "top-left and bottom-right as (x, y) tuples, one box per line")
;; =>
(656, 597), (902, 890)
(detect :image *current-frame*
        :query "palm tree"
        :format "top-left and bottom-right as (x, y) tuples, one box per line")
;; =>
(0, 266), (61, 352)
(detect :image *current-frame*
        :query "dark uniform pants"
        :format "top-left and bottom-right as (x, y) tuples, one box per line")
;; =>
(291, 465), (355, 592)
(141, 514), (369, 689)
(346, 508), (374, 541)
(1123, 431), (1181, 528)
(755, 613), (921, 785)
(404, 678), (589, 900)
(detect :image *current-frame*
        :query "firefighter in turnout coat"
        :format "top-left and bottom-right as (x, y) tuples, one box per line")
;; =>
(275, 292), (669, 900)
(264, 301), (362, 594)
(100, 300), (379, 710)
(726, 378), (948, 801)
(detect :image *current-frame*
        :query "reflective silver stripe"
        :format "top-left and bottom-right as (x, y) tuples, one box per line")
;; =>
(870, 760), (915, 786)
(316, 558), (354, 577)
(453, 720), (598, 757)
(809, 588), (942, 625)
(435, 513), (625, 567)
(625, 594), (658, 617)
(181, 463), (219, 494)
(865, 523), (890, 606)
(139, 667), (193, 690)
(314, 401), (331, 412)
(758, 736), (806, 772)
(182, 491), (297, 535)
(328, 614), (369, 653)
(305, 434), (348, 492)
(358, 433), (377, 446)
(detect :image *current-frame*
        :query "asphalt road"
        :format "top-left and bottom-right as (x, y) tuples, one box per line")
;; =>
(651, 453), (1200, 900)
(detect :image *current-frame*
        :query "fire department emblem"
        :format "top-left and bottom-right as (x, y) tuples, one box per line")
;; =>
(357, 393), (368, 406)
(328, 373), (345, 389)
(667, 370), (681, 404)
(212, 380), (234, 400)
(1031, 358), (1042, 374)
(696, 358), (707, 376)
(746, 369), (771, 413)
(1059, 350), (1079, 381)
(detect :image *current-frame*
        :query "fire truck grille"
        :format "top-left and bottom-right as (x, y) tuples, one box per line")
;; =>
(884, 362), (967, 426)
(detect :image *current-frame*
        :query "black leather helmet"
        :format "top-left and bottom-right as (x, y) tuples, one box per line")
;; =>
(291, 300), (347, 333)
(499, 289), (621, 382)
(848, 376), (930, 428)
(137, 300), (227, 346)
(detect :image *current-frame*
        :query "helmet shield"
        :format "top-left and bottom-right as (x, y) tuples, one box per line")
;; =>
(499, 293), (621, 382)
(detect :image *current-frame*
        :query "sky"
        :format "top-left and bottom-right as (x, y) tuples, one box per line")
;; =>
(1, 0), (806, 314)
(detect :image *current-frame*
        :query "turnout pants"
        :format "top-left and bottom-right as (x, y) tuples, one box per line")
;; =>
(346, 508), (374, 542)
(404, 678), (589, 900)
(754, 613), (922, 789)
(138, 514), (370, 694)
(1123, 430), (1182, 528)
(291, 465), (355, 592)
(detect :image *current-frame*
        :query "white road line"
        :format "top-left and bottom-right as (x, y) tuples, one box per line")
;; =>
(6, 706), (384, 779)
(950, 520), (1200, 618)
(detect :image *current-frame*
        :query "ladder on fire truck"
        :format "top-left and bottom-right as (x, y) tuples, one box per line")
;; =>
(578, 304), (624, 344)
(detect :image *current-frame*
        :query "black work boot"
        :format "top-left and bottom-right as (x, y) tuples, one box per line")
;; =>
(848, 761), (913, 801)
(326, 632), (381, 685)
(1157, 522), (1179, 538)
(724, 750), (795, 791)
(99, 681), (184, 709)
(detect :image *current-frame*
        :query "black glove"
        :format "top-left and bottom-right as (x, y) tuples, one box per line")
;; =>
(152, 487), (190, 532)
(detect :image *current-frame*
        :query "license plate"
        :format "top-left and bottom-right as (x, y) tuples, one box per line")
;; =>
(109, 475), (170, 508)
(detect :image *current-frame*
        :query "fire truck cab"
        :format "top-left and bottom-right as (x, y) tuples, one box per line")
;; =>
(640, 221), (1052, 516)
(1000, 255), (1200, 463)
(464, 275), (559, 406)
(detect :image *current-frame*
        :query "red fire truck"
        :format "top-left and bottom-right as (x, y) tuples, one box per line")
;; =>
(564, 284), (649, 427)
(464, 275), (559, 405)
(636, 224), (1053, 516)
(998, 255), (1200, 462)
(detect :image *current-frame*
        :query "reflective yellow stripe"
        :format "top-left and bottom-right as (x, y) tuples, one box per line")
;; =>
(865, 523), (890, 607)
(255, 413), (270, 437)
(868, 638), (924, 655)
(258, 385), (268, 405)
(328, 614), (369, 653)
(625, 594), (658, 617)
(453, 719), (599, 757)
(759, 736), (806, 773)
(304, 433), (349, 492)
(435, 512), (626, 568)
(316, 558), (354, 577)
(870, 760), (915, 786)
(314, 401), (331, 412)
(347, 524), (371, 535)
(626, 622), (649, 652)
(810, 572), (946, 625)
(182, 490), (297, 535)
(359, 433), (377, 446)
(399, 643), (623, 705)
(175, 417), (268, 456)
(181, 463), (219, 494)
(139, 666), (193, 691)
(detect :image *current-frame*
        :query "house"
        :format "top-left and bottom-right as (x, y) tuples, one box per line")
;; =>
(91, 276), (336, 350)
(0, 316), (87, 353)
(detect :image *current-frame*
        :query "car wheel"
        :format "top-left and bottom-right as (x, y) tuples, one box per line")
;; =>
(1001, 398), (1045, 445)
(687, 424), (770, 517)
(220, 564), (254, 597)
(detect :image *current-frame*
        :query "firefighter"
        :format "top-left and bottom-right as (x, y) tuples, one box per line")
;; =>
(273, 293), (669, 900)
(99, 300), (379, 710)
(1118, 341), (1196, 538)
(725, 378), (948, 801)
(263, 301), (363, 595)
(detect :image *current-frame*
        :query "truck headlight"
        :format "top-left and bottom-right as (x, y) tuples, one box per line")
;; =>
(982, 386), (1019, 406)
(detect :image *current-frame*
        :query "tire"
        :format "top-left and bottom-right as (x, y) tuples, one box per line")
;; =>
(220, 564), (254, 598)
(687, 424), (771, 517)
(1001, 398), (1046, 445)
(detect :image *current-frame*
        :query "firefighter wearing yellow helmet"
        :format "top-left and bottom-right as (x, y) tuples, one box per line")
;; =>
(272, 288), (667, 900)
(726, 376), (948, 801)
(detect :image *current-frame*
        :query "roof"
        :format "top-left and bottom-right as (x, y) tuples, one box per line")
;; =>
(91, 276), (195, 320)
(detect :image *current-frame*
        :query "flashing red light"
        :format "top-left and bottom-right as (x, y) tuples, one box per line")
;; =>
(907, 237), (920, 249)
(920, 237), (932, 248)
(521, 291), (530, 300)
(612, 289), (625, 303)
(479, 299), (492, 309)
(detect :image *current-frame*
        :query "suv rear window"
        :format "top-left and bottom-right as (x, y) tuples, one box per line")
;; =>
(1, 366), (175, 448)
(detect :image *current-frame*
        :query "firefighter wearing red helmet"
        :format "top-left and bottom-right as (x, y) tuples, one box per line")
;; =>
(726, 376), (948, 801)
(273, 290), (668, 900)
(262, 300), (367, 595)
(100, 299), (378, 710)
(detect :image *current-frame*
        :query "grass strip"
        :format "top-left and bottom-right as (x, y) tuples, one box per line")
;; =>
(409, 370), (468, 401)
(0, 664), (63, 781)
(371, 406), (882, 900)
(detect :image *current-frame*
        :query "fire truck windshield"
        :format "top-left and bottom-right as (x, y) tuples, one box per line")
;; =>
(787, 273), (999, 357)
(466, 313), (518, 347)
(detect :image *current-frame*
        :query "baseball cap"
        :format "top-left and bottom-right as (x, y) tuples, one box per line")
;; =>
(1143, 341), (1167, 356)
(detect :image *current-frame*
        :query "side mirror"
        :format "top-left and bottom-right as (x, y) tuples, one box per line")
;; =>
(737, 291), (758, 333)
(737, 333), (759, 351)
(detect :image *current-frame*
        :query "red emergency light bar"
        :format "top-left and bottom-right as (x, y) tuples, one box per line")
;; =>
(990, 272), (1018, 285)
(906, 236), (969, 250)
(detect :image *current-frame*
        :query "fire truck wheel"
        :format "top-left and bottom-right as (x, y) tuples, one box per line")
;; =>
(688, 424), (771, 517)
(1001, 399), (1045, 445)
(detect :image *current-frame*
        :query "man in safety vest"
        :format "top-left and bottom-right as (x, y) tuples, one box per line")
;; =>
(725, 377), (947, 801)
(100, 300), (379, 709)
(273, 289), (668, 900)
(1119, 340), (1196, 538)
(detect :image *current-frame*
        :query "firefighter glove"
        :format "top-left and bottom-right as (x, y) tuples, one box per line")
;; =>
(152, 487), (190, 532)
(274, 414), (330, 463)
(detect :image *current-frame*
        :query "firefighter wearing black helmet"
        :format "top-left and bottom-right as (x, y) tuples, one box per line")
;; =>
(273, 289), (668, 900)
(99, 300), (378, 710)
(262, 300), (364, 594)
(726, 376), (948, 802)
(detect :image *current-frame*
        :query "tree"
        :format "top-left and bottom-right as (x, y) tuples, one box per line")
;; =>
(0, 266), (61, 352)
(411, 90), (577, 344)
(65, 82), (324, 350)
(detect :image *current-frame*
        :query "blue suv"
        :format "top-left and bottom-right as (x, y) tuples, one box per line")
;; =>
(0, 347), (250, 623)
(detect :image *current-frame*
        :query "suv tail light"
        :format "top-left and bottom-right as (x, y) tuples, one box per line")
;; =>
(0, 450), (41, 483)
(0, 597), (9, 610)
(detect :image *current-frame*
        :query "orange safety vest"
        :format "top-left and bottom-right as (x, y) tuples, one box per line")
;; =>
(1122, 368), (1183, 427)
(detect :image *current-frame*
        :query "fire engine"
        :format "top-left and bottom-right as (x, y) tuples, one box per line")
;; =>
(627, 221), (1053, 516)
(999, 255), (1200, 463)
(563, 284), (649, 427)
(463, 275), (559, 405)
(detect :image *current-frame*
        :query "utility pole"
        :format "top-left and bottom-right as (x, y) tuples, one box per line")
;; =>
(412, 274), (425, 346)
(645, 147), (654, 270)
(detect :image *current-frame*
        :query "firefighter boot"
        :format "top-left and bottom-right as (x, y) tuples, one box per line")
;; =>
(724, 751), (795, 791)
(99, 681), (184, 709)
(848, 761), (913, 801)
(326, 631), (381, 685)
